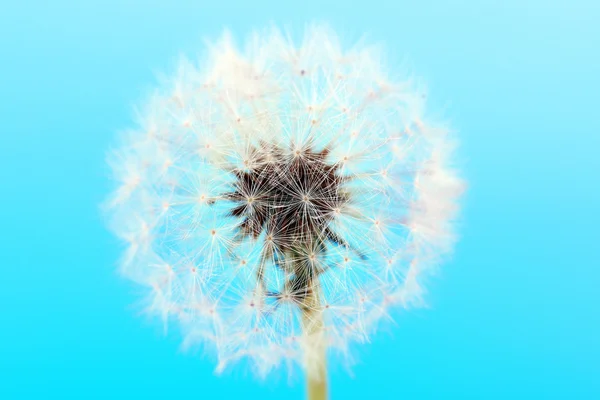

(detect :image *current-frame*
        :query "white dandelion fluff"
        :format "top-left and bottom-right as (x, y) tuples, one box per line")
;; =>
(105, 25), (463, 398)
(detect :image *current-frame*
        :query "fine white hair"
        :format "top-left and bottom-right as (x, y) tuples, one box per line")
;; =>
(105, 24), (464, 378)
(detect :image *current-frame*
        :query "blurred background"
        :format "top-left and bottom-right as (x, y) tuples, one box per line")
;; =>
(1, 1), (598, 398)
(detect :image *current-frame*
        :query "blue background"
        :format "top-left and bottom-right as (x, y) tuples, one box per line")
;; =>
(1, 1), (598, 398)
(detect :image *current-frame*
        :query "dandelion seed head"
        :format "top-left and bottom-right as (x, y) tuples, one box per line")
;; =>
(106, 25), (463, 377)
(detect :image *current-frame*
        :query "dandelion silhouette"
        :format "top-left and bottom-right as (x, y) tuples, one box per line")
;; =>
(106, 25), (463, 400)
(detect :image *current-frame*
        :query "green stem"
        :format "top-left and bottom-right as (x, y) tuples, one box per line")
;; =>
(300, 279), (328, 400)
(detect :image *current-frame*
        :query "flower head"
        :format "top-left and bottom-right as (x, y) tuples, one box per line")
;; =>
(106, 25), (463, 377)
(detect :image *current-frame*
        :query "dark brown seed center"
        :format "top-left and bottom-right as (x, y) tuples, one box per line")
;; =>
(220, 144), (353, 298)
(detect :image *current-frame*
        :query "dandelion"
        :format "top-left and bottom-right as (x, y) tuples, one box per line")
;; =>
(105, 25), (463, 399)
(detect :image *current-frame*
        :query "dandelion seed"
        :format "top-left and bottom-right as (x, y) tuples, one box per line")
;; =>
(105, 24), (463, 399)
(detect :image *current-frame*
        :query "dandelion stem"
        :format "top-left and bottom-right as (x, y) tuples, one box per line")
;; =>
(300, 278), (328, 400)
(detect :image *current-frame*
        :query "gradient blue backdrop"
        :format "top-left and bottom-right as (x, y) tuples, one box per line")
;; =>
(1, 1), (598, 398)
